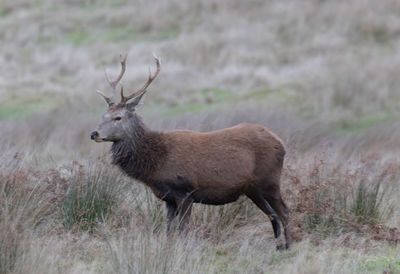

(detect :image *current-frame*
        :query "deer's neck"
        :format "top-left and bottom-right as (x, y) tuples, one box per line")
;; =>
(111, 114), (167, 182)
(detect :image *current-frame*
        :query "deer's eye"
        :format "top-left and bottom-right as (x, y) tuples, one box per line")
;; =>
(114, 117), (122, 121)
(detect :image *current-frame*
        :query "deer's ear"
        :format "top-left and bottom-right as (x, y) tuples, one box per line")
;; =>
(126, 92), (145, 112)
(126, 102), (136, 112)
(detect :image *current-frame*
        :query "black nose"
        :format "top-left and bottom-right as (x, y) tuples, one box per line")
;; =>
(90, 131), (99, 140)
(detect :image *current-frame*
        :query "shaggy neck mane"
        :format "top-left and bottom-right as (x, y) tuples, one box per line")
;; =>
(111, 114), (166, 182)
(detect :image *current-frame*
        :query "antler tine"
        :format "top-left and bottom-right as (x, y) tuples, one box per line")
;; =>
(96, 89), (113, 106)
(105, 54), (127, 98)
(121, 54), (161, 103)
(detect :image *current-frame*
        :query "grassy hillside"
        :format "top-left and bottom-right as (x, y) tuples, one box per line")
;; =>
(1, 0), (400, 273)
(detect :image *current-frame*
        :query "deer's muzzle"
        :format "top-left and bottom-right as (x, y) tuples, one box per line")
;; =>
(90, 131), (99, 140)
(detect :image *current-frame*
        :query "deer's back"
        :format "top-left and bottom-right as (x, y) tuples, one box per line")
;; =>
(152, 123), (285, 189)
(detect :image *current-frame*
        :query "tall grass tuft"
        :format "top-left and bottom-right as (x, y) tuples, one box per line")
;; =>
(351, 181), (383, 225)
(302, 187), (348, 237)
(0, 164), (57, 273)
(290, 158), (393, 238)
(62, 164), (128, 231)
(0, 223), (21, 274)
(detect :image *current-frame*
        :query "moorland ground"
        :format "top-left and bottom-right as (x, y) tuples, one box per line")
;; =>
(1, 0), (400, 273)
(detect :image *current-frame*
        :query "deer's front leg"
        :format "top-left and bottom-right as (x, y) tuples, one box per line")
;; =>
(166, 201), (178, 234)
(177, 196), (193, 232)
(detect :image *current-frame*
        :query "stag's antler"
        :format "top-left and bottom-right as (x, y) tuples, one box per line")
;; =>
(106, 54), (127, 95)
(120, 54), (161, 104)
(97, 54), (127, 106)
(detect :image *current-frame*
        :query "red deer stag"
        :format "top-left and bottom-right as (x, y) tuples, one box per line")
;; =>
(91, 55), (291, 249)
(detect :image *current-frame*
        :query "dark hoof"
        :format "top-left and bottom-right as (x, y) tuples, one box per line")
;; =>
(276, 243), (290, 251)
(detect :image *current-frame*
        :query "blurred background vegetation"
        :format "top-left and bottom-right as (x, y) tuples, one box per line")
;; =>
(1, 0), (400, 160)
(1, 0), (400, 273)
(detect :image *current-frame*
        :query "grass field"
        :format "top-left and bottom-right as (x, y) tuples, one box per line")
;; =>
(1, 0), (400, 273)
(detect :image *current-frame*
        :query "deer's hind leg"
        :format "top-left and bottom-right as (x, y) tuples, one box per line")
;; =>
(261, 183), (291, 250)
(245, 188), (282, 248)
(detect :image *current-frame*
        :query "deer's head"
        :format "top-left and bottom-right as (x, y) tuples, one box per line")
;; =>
(90, 55), (160, 142)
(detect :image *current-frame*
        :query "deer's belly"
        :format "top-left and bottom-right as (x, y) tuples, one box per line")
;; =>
(191, 188), (243, 205)
(149, 177), (244, 205)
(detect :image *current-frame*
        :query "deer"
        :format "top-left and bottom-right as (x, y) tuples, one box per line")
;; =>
(90, 55), (291, 250)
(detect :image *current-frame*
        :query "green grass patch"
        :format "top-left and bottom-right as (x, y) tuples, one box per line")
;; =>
(269, 248), (298, 265)
(142, 86), (302, 118)
(64, 23), (180, 46)
(245, 86), (300, 103)
(36, 32), (58, 46)
(0, 95), (57, 120)
(99, 84), (303, 119)
(0, 7), (10, 17)
(74, 0), (129, 9)
(141, 88), (235, 117)
(104, 24), (181, 43)
(65, 29), (92, 46)
(244, 88), (275, 100)
(166, 102), (209, 116)
(204, 88), (233, 102)
(155, 24), (181, 40)
(362, 256), (400, 273)
(169, 89), (234, 114)
(335, 113), (394, 134)
(103, 25), (140, 42)
(33, 10), (181, 47)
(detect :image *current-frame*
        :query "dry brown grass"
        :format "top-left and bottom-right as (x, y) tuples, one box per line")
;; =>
(1, 0), (400, 273)
(1, 153), (399, 274)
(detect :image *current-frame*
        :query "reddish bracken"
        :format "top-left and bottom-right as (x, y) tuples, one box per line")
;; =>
(281, 156), (400, 245)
